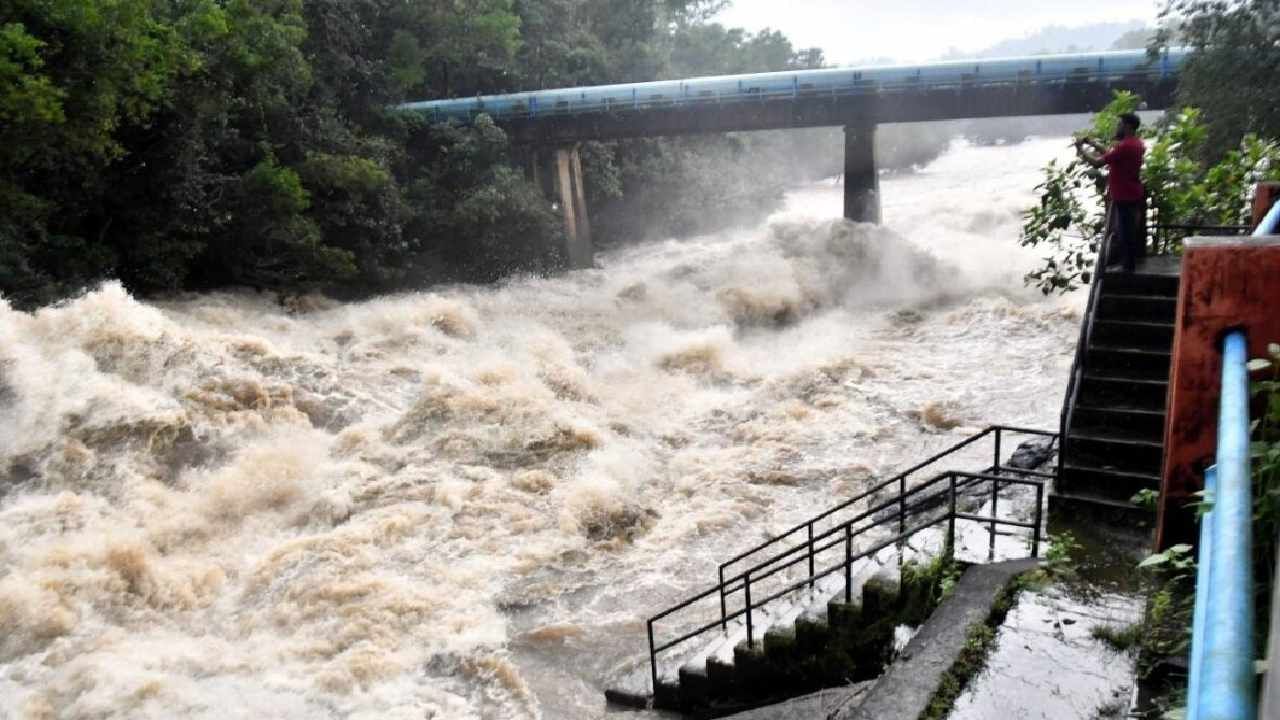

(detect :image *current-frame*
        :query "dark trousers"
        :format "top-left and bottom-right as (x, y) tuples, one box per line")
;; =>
(1110, 201), (1145, 273)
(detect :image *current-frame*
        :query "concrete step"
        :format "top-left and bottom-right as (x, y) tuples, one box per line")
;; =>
(1096, 293), (1177, 323)
(1064, 433), (1163, 476)
(1069, 404), (1165, 443)
(1056, 462), (1161, 502)
(1048, 489), (1155, 530)
(1090, 320), (1175, 350)
(1100, 271), (1179, 297)
(1077, 375), (1168, 411)
(1084, 345), (1171, 382)
(694, 552), (889, 710)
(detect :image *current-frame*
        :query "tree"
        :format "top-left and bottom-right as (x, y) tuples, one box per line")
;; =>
(1155, 0), (1280, 161)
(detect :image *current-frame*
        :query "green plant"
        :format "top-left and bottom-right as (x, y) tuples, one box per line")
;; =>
(1138, 543), (1195, 572)
(1132, 488), (1159, 511)
(1250, 343), (1280, 643)
(1043, 531), (1084, 580)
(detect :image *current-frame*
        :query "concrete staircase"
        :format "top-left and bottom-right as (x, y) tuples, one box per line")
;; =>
(1054, 267), (1178, 522)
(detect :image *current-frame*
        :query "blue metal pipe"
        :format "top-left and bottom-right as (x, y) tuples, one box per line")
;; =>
(1253, 198), (1280, 236)
(398, 48), (1189, 122)
(1187, 465), (1217, 720)
(1196, 330), (1255, 720)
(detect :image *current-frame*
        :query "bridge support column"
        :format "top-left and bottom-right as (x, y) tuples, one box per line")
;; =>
(551, 146), (593, 269)
(843, 124), (881, 224)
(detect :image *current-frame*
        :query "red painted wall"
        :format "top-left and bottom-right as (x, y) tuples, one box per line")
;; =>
(1156, 236), (1280, 548)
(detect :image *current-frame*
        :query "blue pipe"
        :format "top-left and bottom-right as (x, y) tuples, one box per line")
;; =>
(398, 48), (1189, 121)
(1195, 330), (1255, 720)
(1253, 198), (1280, 236)
(1187, 465), (1217, 720)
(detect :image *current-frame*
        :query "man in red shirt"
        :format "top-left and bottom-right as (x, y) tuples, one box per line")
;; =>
(1075, 112), (1146, 273)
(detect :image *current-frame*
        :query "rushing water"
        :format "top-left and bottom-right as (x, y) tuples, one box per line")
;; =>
(0, 137), (1084, 720)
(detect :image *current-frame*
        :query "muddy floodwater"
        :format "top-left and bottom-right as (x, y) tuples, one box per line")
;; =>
(0, 138), (1086, 719)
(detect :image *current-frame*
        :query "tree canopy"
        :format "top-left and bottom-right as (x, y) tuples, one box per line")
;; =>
(0, 0), (826, 309)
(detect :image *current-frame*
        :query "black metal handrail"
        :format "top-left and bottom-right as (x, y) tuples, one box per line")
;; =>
(644, 426), (1056, 694)
(1057, 209), (1117, 483)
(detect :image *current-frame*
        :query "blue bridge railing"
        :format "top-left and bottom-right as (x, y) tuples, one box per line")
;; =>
(1186, 208), (1280, 719)
(1188, 331), (1255, 720)
(399, 48), (1187, 124)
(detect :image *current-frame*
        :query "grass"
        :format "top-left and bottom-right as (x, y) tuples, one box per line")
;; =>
(1090, 622), (1143, 652)
(918, 576), (1023, 720)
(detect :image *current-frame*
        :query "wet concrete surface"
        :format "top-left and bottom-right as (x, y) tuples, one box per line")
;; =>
(947, 586), (1141, 719)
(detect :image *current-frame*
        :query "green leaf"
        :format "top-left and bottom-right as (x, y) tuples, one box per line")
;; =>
(1247, 358), (1273, 372)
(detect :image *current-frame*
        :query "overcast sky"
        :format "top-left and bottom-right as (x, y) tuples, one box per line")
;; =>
(713, 0), (1162, 64)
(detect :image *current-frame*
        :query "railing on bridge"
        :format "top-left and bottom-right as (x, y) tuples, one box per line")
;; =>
(400, 49), (1187, 124)
(644, 425), (1057, 695)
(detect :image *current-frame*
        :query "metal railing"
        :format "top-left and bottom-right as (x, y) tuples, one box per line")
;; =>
(1149, 223), (1251, 256)
(1187, 330), (1255, 720)
(644, 425), (1056, 694)
(1058, 215), (1115, 482)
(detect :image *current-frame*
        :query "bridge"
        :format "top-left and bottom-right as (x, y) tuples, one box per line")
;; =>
(400, 49), (1187, 266)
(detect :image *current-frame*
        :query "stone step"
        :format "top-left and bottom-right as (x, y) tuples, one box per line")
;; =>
(1096, 293), (1177, 323)
(1090, 319), (1175, 350)
(1077, 374), (1168, 411)
(1099, 271), (1179, 297)
(1069, 404), (1165, 442)
(1057, 462), (1161, 502)
(1064, 433), (1163, 476)
(1084, 344), (1171, 382)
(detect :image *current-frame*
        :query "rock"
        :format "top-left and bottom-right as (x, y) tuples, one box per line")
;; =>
(1006, 438), (1055, 470)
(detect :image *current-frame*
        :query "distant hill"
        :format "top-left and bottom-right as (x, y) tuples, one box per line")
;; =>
(939, 21), (1148, 60)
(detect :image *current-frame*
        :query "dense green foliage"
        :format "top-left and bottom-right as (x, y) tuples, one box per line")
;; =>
(1019, 94), (1280, 294)
(0, 0), (832, 308)
(1156, 0), (1280, 162)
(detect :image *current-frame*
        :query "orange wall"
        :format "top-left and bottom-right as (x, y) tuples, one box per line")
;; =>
(1156, 236), (1280, 548)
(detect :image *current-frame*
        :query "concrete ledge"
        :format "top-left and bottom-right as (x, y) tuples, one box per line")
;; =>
(837, 558), (1041, 720)
(720, 683), (873, 720)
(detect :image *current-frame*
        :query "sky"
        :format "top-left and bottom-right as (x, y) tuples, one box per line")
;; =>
(713, 0), (1162, 65)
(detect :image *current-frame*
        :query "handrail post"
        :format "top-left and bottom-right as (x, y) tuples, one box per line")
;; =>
(993, 426), (1002, 472)
(897, 473), (907, 564)
(844, 523), (853, 603)
(947, 473), (957, 560)
(989, 476), (999, 561)
(719, 565), (727, 631)
(648, 619), (658, 694)
(1032, 481), (1044, 558)
(807, 522), (815, 589)
(743, 571), (754, 647)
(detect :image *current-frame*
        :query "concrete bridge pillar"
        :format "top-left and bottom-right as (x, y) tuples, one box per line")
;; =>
(527, 147), (593, 268)
(843, 124), (881, 224)
(527, 146), (593, 269)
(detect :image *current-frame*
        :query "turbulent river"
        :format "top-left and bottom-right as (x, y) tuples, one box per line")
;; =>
(0, 137), (1084, 720)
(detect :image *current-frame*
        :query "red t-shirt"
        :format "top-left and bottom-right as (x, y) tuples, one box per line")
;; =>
(1103, 136), (1145, 203)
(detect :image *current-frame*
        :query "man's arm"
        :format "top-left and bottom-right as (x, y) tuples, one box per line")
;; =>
(1075, 138), (1106, 168)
